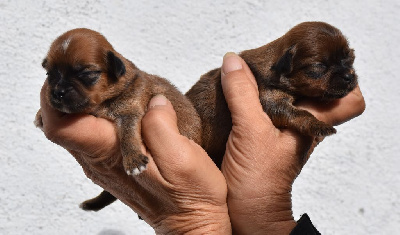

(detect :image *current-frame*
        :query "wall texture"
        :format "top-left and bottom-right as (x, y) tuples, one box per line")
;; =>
(1, 0), (399, 234)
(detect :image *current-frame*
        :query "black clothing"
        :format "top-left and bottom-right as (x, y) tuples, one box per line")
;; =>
(290, 214), (321, 235)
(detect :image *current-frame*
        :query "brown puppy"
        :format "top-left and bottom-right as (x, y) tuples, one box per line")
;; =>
(186, 21), (358, 167)
(35, 28), (202, 211)
(36, 22), (356, 212)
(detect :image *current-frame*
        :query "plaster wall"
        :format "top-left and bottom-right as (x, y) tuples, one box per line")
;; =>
(1, 0), (399, 234)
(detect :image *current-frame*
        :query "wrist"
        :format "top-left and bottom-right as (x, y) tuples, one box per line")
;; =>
(152, 206), (232, 235)
(228, 193), (296, 235)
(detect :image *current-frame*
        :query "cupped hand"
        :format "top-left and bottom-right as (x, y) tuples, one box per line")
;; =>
(219, 53), (365, 234)
(39, 83), (231, 234)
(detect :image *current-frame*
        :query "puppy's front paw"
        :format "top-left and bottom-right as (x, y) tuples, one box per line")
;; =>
(309, 121), (336, 136)
(34, 109), (43, 130)
(123, 154), (149, 176)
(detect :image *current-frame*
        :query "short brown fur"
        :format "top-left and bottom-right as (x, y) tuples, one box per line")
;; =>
(36, 28), (202, 211)
(36, 22), (357, 212)
(186, 22), (358, 167)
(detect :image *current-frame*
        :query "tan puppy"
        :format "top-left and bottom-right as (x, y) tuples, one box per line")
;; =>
(35, 28), (202, 211)
(186, 21), (358, 167)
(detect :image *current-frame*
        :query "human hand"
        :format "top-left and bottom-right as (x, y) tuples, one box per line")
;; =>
(39, 83), (231, 234)
(219, 53), (365, 234)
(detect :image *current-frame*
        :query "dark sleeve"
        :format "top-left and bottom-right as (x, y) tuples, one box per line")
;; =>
(289, 214), (321, 235)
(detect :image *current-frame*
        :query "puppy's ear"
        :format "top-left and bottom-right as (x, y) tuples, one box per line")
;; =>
(271, 45), (296, 75)
(42, 58), (48, 69)
(107, 51), (126, 82)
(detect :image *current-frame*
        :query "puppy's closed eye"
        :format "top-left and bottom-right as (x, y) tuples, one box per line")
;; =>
(340, 58), (354, 68)
(76, 70), (102, 87)
(305, 63), (327, 79)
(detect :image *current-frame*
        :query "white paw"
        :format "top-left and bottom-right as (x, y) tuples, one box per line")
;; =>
(126, 165), (147, 176)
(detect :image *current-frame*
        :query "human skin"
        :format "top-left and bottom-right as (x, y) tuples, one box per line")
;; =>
(38, 53), (365, 234)
(220, 53), (365, 234)
(39, 84), (231, 234)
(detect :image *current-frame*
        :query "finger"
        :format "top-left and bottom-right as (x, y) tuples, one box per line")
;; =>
(142, 95), (195, 170)
(141, 95), (218, 181)
(39, 81), (64, 122)
(297, 85), (365, 126)
(221, 53), (270, 126)
(141, 95), (181, 151)
(39, 82), (118, 155)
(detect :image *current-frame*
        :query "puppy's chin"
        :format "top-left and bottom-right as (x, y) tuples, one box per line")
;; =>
(50, 97), (90, 114)
(322, 92), (348, 100)
(47, 85), (92, 113)
(323, 84), (357, 100)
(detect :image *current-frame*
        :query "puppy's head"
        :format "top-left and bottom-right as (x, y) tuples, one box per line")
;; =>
(42, 28), (128, 113)
(272, 22), (358, 99)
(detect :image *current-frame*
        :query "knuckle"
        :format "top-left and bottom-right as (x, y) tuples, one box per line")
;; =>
(224, 74), (258, 98)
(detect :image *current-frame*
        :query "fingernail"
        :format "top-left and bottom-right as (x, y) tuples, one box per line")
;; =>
(148, 95), (168, 109)
(222, 52), (243, 76)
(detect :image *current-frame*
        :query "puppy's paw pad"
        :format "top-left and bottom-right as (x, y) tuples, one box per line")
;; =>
(126, 165), (147, 176)
(123, 154), (149, 176)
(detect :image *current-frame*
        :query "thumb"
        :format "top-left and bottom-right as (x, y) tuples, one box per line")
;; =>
(141, 95), (220, 182)
(221, 52), (269, 126)
(141, 95), (181, 150)
(141, 95), (192, 174)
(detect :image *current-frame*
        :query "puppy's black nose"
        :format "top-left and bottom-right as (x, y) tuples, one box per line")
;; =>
(52, 88), (66, 100)
(343, 73), (354, 83)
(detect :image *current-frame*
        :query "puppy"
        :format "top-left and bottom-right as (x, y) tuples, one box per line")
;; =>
(186, 21), (358, 167)
(35, 28), (202, 211)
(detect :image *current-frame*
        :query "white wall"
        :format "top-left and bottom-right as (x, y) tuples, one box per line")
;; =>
(1, 0), (399, 234)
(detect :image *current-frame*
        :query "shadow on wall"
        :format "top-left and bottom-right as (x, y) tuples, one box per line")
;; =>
(98, 229), (126, 235)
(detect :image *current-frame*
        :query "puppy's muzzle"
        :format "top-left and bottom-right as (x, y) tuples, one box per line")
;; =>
(51, 85), (75, 102)
(52, 88), (66, 101)
(343, 72), (355, 84)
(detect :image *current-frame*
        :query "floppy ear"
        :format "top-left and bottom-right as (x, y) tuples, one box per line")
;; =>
(271, 45), (296, 75)
(42, 58), (48, 69)
(107, 51), (126, 82)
